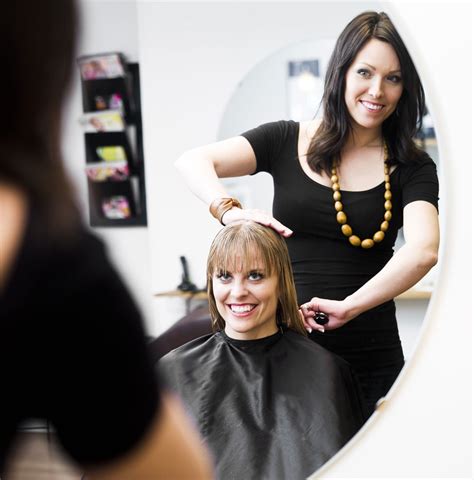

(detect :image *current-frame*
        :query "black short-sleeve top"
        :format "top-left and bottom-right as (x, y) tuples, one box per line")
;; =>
(0, 206), (160, 468)
(241, 120), (439, 302)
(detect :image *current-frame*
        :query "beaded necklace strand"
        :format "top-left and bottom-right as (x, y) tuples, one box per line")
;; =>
(331, 142), (392, 249)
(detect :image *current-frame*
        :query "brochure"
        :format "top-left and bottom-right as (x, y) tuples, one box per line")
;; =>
(79, 110), (125, 132)
(93, 92), (124, 111)
(79, 53), (125, 80)
(85, 160), (129, 182)
(96, 145), (126, 162)
(102, 195), (132, 219)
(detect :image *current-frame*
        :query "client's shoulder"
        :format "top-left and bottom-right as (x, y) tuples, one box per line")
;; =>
(284, 330), (351, 369)
(160, 333), (217, 363)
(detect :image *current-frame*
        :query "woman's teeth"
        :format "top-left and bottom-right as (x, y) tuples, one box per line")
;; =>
(361, 101), (383, 111)
(230, 304), (256, 313)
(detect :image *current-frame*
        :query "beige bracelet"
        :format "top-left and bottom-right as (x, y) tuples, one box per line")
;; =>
(209, 197), (242, 225)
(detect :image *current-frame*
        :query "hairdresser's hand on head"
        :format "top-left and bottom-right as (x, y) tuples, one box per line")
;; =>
(221, 207), (293, 238)
(175, 136), (293, 237)
(300, 297), (357, 332)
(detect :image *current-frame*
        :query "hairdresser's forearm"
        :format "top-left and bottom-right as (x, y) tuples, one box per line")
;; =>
(344, 241), (438, 318)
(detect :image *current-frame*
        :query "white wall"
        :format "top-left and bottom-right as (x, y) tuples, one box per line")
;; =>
(62, 0), (155, 330)
(138, 0), (472, 477)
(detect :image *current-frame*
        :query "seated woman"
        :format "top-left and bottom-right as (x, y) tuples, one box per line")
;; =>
(158, 221), (368, 479)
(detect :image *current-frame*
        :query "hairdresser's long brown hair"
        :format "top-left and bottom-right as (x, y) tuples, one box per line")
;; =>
(307, 11), (428, 177)
(0, 0), (80, 234)
(207, 221), (307, 336)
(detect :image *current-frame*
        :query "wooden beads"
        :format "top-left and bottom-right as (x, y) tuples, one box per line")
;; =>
(331, 142), (391, 249)
(336, 211), (347, 224)
(341, 224), (352, 236)
(349, 235), (361, 247)
(361, 239), (374, 249)
(373, 231), (385, 242)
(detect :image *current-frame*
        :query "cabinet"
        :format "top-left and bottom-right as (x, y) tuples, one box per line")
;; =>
(78, 53), (147, 227)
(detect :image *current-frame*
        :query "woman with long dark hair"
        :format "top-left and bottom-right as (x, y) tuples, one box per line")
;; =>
(0, 1), (212, 477)
(175, 11), (439, 413)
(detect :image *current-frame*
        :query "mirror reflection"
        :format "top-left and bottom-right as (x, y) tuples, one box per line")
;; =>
(216, 21), (439, 366)
(160, 9), (440, 478)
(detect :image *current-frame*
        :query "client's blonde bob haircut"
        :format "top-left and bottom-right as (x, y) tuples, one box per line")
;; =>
(207, 220), (307, 336)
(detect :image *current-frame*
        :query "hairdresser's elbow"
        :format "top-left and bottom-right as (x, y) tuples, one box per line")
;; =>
(174, 151), (192, 172)
(426, 250), (438, 269)
(175, 148), (212, 174)
(418, 245), (439, 270)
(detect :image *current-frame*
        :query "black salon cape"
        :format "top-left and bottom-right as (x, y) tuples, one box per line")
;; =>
(158, 329), (367, 480)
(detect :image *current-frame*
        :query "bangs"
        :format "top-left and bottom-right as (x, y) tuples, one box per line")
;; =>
(208, 224), (280, 276)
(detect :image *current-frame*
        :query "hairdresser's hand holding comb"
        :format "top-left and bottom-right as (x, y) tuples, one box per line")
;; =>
(301, 297), (357, 332)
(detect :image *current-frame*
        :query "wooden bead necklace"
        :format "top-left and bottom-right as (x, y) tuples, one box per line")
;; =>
(331, 142), (392, 249)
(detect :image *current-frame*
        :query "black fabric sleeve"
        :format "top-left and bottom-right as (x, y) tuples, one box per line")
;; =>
(400, 157), (439, 210)
(45, 231), (160, 466)
(240, 120), (292, 174)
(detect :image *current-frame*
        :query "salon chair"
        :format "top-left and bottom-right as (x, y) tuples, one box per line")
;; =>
(148, 305), (212, 363)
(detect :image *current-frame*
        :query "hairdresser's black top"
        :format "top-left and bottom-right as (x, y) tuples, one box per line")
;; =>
(0, 206), (160, 469)
(241, 120), (439, 410)
(159, 329), (367, 480)
(241, 120), (438, 304)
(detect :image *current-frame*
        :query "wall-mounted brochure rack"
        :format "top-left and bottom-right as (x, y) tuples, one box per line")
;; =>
(77, 52), (147, 227)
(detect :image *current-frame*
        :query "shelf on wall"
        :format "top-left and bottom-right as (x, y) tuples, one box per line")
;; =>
(77, 53), (147, 227)
(395, 288), (432, 300)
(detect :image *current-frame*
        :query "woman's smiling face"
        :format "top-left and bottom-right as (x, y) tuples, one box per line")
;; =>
(212, 261), (279, 340)
(344, 38), (403, 134)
